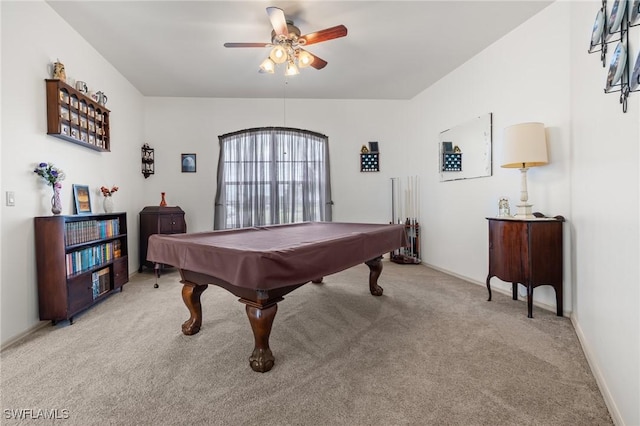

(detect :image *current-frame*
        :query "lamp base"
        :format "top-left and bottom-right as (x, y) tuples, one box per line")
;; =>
(513, 203), (536, 219)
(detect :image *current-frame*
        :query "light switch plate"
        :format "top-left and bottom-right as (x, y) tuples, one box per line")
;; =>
(6, 191), (15, 206)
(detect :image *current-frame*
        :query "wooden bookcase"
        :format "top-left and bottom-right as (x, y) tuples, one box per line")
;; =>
(34, 213), (129, 324)
(45, 79), (110, 152)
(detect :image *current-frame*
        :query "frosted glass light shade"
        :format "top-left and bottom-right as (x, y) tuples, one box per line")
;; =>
(259, 58), (275, 74)
(269, 45), (288, 64)
(501, 122), (548, 168)
(285, 61), (299, 76)
(297, 50), (314, 68)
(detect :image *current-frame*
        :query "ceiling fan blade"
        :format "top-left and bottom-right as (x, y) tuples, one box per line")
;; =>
(224, 42), (270, 48)
(300, 25), (348, 46)
(305, 51), (328, 70)
(266, 7), (288, 36)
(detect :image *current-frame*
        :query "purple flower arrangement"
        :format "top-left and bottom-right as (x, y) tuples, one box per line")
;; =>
(34, 162), (65, 186)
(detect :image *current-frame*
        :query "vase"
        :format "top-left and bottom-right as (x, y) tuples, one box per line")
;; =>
(103, 196), (114, 213)
(160, 192), (167, 207)
(51, 184), (62, 215)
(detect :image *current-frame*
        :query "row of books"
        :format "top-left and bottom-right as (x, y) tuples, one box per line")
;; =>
(65, 240), (121, 276)
(65, 219), (120, 246)
(91, 268), (110, 300)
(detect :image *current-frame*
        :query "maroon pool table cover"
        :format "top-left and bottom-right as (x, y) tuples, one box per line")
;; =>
(147, 222), (408, 290)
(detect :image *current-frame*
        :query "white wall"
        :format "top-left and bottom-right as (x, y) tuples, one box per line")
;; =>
(1, 1), (638, 424)
(143, 96), (410, 230)
(0, 1), (145, 344)
(569, 2), (639, 425)
(406, 3), (572, 313)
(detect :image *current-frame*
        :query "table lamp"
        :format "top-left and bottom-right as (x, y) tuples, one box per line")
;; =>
(501, 122), (548, 218)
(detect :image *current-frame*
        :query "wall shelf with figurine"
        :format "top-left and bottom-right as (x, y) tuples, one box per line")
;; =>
(45, 79), (111, 152)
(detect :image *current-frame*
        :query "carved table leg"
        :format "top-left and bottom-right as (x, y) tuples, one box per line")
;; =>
(527, 285), (534, 319)
(512, 282), (518, 300)
(365, 256), (384, 296)
(245, 304), (277, 373)
(486, 275), (492, 301)
(181, 283), (208, 335)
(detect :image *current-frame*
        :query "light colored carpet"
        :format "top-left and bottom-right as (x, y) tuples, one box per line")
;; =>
(1, 262), (611, 425)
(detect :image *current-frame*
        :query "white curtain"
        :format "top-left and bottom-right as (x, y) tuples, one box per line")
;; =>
(214, 127), (332, 229)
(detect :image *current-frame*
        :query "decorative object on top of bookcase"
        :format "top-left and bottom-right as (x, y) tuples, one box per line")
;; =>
(588, 0), (638, 113)
(45, 79), (111, 151)
(34, 212), (129, 324)
(368, 141), (379, 153)
(33, 162), (66, 215)
(100, 186), (118, 213)
(72, 184), (92, 214)
(142, 143), (155, 178)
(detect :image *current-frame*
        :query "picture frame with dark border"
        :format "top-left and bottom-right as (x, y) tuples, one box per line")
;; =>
(181, 153), (196, 173)
(72, 184), (92, 214)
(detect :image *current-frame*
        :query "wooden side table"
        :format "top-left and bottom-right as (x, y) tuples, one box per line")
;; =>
(139, 206), (186, 274)
(486, 214), (564, 318)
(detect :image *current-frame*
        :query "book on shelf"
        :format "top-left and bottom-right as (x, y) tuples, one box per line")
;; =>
(91, 267), (110, 299)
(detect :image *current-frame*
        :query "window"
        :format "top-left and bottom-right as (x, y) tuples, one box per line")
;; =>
(214, 127), (332, 229)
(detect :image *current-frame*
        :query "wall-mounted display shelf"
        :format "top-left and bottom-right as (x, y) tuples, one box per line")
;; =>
(45, 79), (111, 151)
(588, 0), (640, 113)
(360, 152), (379, 172)
(442, 153), (462, 172)
(34, 213), (128, 324)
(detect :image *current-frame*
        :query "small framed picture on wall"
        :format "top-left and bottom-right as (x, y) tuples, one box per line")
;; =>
(181, 153), (196, 173)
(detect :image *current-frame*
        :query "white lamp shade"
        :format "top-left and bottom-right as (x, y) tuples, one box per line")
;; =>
(501, 122), (548, 168)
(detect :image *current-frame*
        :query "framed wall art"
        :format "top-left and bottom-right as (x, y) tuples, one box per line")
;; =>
(72, 184), (92, 214)
(181, 153), (196, 173)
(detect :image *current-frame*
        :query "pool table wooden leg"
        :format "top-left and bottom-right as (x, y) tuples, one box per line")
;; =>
(365, 256), (384, 296)
(245, 304), (277, 373)
(181, 283), (208, 335)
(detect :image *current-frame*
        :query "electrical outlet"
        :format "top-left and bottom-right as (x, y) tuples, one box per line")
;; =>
(6, 191), (15, 206)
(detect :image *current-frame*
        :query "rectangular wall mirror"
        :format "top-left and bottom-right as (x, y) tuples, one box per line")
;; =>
(439, 113), (492, 182)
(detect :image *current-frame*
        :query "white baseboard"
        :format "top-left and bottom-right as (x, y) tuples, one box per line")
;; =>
(0, 320), (50, 352)
(571, 316), (623, 425)
(422, 262), (571, 316)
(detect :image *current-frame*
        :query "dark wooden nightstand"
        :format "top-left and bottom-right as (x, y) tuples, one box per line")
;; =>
(486, 213), (564, 318)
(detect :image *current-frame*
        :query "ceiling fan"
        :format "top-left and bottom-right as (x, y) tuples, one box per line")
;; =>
(224, 7), (348, 75)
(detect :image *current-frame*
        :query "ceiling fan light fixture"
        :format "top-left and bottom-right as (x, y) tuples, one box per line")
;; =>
(259, 58), (275, 73)
(297, 50), (314, 68)
(269, 45), (288, 64)
(285, 60), (299, 76)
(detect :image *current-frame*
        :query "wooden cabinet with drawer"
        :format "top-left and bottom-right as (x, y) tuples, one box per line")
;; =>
(138, 206), (186, 273)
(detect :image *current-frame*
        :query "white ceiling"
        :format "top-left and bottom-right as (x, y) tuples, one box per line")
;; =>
(46, 1), (552, 100)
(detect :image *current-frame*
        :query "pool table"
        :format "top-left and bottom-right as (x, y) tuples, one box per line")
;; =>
(146, 221), (408, 372)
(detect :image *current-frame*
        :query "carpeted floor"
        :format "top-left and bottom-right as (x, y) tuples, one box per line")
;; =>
(0, 262), (611, 425)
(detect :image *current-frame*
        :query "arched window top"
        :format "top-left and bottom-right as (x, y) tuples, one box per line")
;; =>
(214, 127), (332, 230)
(219, 127), (328, 141)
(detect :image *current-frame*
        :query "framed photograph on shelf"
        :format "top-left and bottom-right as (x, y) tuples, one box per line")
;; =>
(72, 184), (92, 214)
(181, 153), (196, 173)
